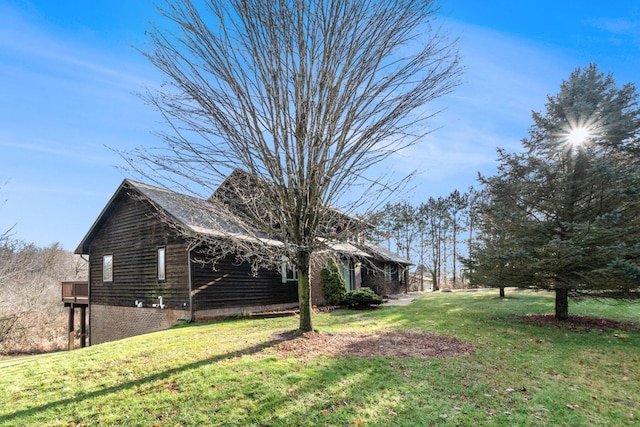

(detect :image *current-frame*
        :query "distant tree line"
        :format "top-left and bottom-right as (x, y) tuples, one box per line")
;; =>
(367, 65), (640, 325)
(366, 187), (483, 291)
(0, 231), (86, 355)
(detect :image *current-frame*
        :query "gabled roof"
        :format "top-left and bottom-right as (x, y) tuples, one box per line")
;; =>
(318, 238), (371, 258)
(75, 179), (260, 254)
(76, 177), (411, 267)
(128, 180), (241, 235)
(211, 168), (373, 233)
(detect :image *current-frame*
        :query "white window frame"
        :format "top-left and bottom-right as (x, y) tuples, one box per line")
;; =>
(103, 254), (113, 283)
(157, 247), (166, 281)
(287, 266), (298, 282)
(281, 257), (298, 283)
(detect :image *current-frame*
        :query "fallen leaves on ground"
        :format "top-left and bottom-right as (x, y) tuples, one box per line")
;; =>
(522, 314), (636, 331)
(267, 330), (475, 359)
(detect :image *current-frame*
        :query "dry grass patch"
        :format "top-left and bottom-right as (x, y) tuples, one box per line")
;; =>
(268, 329), (475, 359)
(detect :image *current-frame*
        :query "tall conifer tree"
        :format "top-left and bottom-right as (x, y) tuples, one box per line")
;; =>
(473, 65), (640, 319)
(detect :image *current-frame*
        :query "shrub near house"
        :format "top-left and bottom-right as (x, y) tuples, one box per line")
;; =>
(321, 258), (383, 310)
(343, 288), (384, 309)
(320, 258), (347, 305)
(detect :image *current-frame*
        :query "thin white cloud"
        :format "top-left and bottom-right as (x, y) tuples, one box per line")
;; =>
(0, 4), (160, 99)
(0, 3), (160, 249)
(0, 136), (119, 166)
(586, 17), (639, 36)
(384, 20), (580, 197)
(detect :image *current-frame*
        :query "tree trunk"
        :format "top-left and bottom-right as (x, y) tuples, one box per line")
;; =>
(297, 249), (313, 332)
(442, 240), (448, 288)
(499, 287), (505, 298)
(452, 231), (457, 289)
(555, 288), (569, 320)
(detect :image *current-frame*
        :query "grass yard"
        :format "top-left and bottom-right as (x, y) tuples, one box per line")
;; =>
(1, 289), (638, 426)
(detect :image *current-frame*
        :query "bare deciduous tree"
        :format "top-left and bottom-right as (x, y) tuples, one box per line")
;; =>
(0, 242), (87, 354)
(125, 0), (461, 331)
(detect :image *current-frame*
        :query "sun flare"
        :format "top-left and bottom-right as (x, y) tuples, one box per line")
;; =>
(567, 127), (590, 147)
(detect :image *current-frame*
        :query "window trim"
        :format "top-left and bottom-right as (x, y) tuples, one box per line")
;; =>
(339, 259), (354, 291)
(157, 247), (166, 281)
(281, 257), (298, 283)
(286, 265), (298, 282)
(102, 254), (113, 283)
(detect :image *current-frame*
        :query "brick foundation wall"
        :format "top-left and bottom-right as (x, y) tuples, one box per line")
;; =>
(90, 304), (190, 345)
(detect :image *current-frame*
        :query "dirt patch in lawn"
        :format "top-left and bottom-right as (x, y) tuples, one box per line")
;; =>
(523, 314), (637, 331)
(268, 330), (475, 359)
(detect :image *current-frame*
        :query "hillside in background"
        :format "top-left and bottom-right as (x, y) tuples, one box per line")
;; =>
(0, 241), (87, 355)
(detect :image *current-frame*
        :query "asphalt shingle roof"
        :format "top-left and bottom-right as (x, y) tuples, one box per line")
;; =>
(76, 177), (412, 266)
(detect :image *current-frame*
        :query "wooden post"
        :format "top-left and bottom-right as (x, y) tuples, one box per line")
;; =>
(80, 305), (87, 348)
(68, 304), (75, 351)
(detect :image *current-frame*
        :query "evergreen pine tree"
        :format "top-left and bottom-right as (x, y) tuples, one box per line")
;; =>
(473, 64), (640, 319)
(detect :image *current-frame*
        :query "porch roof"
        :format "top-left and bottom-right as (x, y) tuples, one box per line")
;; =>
(359, 242), (413, 265)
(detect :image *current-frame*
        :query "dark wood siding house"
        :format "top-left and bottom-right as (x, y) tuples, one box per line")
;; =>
(75, 179), (298, 344)
(76, 177), (411, 345)
(359, 242), (412, 296)
(308, 243), (412, 304)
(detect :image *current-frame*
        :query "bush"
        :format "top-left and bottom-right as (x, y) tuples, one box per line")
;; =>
(320, 258), (347, 305)
(343, 287), (384, 310)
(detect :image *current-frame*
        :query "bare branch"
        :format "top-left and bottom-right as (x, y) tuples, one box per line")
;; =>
(123, 0), (461, 330)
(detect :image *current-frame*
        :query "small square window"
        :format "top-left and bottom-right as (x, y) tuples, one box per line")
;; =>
(157, 247), (166, 281)
(286, 266), (298, 282)
(103, 255), (113, 283)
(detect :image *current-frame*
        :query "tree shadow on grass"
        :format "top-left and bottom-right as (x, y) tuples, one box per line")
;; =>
(0, 333), (298, 424)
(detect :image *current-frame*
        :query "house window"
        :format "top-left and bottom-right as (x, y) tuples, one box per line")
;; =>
(339, 260), (355, 291)
(354, 262), (362, 288)
(157, 247), (166, 281)
(103, 255), (113, 283)
(383, 264), (392, 281)
(281, 258), (297, 283)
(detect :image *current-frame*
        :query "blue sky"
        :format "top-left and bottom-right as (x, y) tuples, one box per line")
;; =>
(1, 0), (639, 250)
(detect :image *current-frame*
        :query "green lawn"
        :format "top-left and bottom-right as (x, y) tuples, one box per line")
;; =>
(1, 289), (638, 426)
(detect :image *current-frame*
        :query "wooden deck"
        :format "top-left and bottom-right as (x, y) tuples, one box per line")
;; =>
(62, 281), (89, 306)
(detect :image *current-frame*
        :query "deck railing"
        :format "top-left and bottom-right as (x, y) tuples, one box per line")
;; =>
(61, 281), (89, 304)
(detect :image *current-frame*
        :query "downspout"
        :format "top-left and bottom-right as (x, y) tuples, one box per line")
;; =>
(187, 244), (195, 322)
